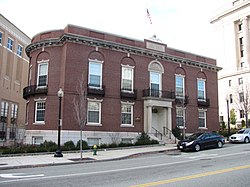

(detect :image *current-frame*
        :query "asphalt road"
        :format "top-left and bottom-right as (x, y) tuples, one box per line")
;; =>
(0, 143), (250, 187)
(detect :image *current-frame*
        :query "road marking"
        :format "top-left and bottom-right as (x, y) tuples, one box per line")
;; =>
(0, 173), (44, 179)
(129, 164), (250, 187)
(188, 153), (218, 159)
(0, 151), (249, 184)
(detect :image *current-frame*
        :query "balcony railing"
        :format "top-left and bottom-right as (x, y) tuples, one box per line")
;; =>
(120, 89), (137, 100)
(87, 85), (105, 97)
(197, 98), (210, 107)
(143, 89), (175, 99)
(23, 85), (48, 99)
(175, 96), (189, 106)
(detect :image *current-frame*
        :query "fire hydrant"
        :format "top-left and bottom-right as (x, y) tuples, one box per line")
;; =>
(93, 144), (97, 155)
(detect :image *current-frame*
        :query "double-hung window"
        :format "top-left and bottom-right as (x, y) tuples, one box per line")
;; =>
(176, 108), (185, 128)
(197, 79), (206, 101)
(150, 72), (161, 97)
(0, 32), (2, 44)
(239, 92), (244, 102)
(88, 60), (103, 89)
(198, 109), (206, 128)
(35, 101), (45, 123)
(121, 65), (134, 92)
(121, 102), (133, 126)
(175, 75), (185, 98)
(0, 101), (8, 139)
(7, 38), (13, 51)
(10, 104), (18, 139)
(17, 44), (23, 56)
(37, 62), (48, 87)
(87, 100), (101, 125)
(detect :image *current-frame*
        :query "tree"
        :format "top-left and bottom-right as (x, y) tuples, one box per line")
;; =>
(233, 83), (250, 128)
(230, 109), (237, 127)
(73, 74), (87, 159)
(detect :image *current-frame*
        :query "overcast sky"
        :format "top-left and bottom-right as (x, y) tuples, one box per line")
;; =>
(0, 0), (231, 58)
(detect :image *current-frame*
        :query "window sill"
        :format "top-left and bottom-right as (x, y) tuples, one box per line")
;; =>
(33, 122), (45, 125)
(121, 124), (134, 128)
(198, 127), (207, 130)
(87, 123), (102, 127)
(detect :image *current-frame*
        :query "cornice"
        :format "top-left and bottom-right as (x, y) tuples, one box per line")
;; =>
(26, 33), (222, 72)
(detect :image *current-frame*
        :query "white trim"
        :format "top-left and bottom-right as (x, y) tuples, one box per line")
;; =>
(121, 65), (134, 92)
(35, 100), (46, 124)
(88, 60), (103, 89)
(87, 99), (102, 125)
(148, 60), (164, 73)
(197, 78), (206, 100)
(37, 62), (48, 87)
(37, 59), (49, 64)
(121, 102), (134, 127)
(198, 109), (207, 128)
(175, 74), (185, 98)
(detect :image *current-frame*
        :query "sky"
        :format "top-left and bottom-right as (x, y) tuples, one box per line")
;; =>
(0, 0), (232, 58)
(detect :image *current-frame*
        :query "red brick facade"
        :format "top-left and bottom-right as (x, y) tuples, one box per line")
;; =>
(24, 25), (221, 145)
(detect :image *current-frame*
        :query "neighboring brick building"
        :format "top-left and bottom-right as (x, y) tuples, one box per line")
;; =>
(24, 24), (221, 145)
(0, 14), (30, 146)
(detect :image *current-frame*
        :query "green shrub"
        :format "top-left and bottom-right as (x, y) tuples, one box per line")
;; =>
(135, 132), (158, 145)
(76, 140), (89, 150)
(109, 143), (118, 148)
(63, 140), (76, 151)
(118, 142), (134, 147)
(100, 144), (108, 149)
(172, 127), (182, 140)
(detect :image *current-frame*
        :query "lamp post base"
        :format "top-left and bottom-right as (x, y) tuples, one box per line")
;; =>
(54, 150), (63, 157)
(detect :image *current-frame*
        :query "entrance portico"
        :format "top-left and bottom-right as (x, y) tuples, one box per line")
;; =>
(143, 99), (173, 135)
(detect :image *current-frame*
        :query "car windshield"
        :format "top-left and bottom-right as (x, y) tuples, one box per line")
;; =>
(188, 133), (203, 140)
(237, 129), (249, 134)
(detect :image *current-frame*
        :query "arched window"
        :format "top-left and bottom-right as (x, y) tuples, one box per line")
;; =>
(148, 61), (164, 96)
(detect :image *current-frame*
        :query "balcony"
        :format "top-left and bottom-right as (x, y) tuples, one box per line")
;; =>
(197, 98), (210, 107)
(23, 85), (48, 99)
(87, 85), (105, 97)
(175, 96), (189, 106)
(120, 89), (137, 100)
(143, 89), (175, 100)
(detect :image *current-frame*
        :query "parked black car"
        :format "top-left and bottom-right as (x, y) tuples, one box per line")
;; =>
(177, 132), (225, 152)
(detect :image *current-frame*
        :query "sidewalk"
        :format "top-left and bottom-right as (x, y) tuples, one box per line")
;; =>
(0, 144), (177, 170)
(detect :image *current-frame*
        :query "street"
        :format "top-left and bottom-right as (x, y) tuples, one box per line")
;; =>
(0, 143), (250, 187)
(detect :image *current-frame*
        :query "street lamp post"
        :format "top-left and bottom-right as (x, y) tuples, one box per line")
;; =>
(226, 98), (231, 138)
(54, 88), (64, 157)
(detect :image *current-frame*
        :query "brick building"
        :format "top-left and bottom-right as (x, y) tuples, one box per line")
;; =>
(0, 14), (30, 146)
(24, 25), (221, 145)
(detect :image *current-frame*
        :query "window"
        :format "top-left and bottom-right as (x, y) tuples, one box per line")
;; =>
(0, 32), (2, 44)
(240, 62), (245, 68)
(17, 44), (23, 56)
(88, 60), (102, 88)
(150, 71), (161, 97)
(121, 66), (134, 92)
(240, 110), (244, 118)
(229, 80), (231, 87)
(121, 103), (133, 126)
(238, 23), (242, 31)
(37, 63), (48, 87)
(7, 37), (13, 50)
(35, 101), (45, 123)
(176, 108), (185, 128)
(87, 101), (101, 124)
(32, 136), (43, 145)
(87, 138), (100, 146)
(239, 92), (244, 102)
(197, 79), (206, 101)
(175, 75), (185, 98)
(10, 104), (18, 139)
(198, 110), (206, 128)
(0, 101), (8, 139)
(240, 49), (244, 57)
(229, 94), (233, 104)
(238, 78), (243, 85)
(239, 37), (243, 45)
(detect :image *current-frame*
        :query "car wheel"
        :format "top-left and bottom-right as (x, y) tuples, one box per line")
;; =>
(194, 144), (201, 152)
(244, 137), (249, 143)
(217, 141), (223, 148)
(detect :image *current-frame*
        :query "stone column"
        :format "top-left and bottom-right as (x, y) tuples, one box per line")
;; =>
(147, 106), (152, 133)
(167, 107), (172, 131)
(242, 17), (250, 67)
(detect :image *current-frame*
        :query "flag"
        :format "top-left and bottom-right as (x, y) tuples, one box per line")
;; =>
(147, 9), (152, 24)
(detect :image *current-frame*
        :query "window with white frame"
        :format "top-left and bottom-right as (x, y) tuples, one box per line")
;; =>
(197, 79), (206, 101)
(0, 101), (8, 139)
(238, 77), (243, 85)
(17, 44), (23, 56)
(175, 75), (185, 98)
(121, 102), (133, 126)
(10, 104), (18, 139)
(0, 32), (2, 44)
(35, 101), (46, 123)
(87, 100), (101, 124)
(198, 110), (206, 128)
(37, 63), (48, 87)
(239, 92), (244, 102)
(121, 65), (134, 92)
(176, 108), (185, 128)
(88, 60), (103, 88)
(32, 136), (43, 145)
(7, 37), (13, 50)
(87, 138), (100, 146)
